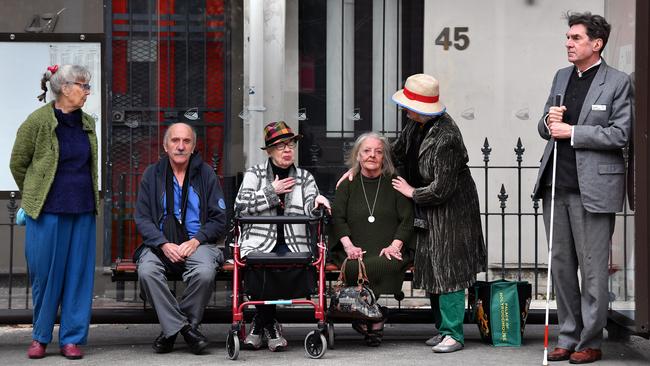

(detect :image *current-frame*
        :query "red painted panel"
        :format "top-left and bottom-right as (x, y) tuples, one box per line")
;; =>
(111, 0), (227, 261)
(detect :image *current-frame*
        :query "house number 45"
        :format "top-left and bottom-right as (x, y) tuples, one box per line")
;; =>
(435, 27), (470, 51)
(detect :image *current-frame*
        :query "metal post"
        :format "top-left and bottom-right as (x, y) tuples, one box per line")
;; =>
(103, 0), (115, 268)
(498, 184), (508, 279)
(482, 138), (491, 281)
(185, 4), (190, 109)
(7, 192), (17, 309)
(515, 138), (525, 281)
(623, 147), (629, 301)
(533, 196), (540, 299)
(132, 153), (140, 257)
(117, 174), (126, 302)
(118, 174), (126, 258)
(224, 0), (233, 176)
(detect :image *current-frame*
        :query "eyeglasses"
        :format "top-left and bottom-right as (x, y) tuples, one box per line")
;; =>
(68, 82), (91, 91)
(274, 141), (297, 150)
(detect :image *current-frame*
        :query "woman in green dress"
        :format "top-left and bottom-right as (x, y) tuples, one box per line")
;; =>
(331, 132), (414, 347)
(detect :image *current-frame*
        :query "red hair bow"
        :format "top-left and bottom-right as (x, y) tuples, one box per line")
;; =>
(47, 65), (59, 74)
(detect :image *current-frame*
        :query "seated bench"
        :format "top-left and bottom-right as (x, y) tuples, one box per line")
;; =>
(110, 257), (414, 302)
(108, 259), (555, 326)
(111, 257), (413, 283)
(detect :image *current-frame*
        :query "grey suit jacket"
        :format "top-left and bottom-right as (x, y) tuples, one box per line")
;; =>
(532, 60), (633, 213)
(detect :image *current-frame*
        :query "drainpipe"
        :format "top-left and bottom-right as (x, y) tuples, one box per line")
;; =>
(246, 0), (266, 167)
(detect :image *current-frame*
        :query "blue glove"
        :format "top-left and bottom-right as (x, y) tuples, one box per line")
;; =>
(16, 207), (26, 226)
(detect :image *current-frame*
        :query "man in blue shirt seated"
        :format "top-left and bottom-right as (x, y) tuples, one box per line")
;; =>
(134, 122), (226, 354)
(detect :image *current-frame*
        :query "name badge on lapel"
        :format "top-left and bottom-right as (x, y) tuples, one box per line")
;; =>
(591, 104), (607, 111)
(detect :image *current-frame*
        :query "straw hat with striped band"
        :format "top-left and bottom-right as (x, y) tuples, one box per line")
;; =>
(392, 73), (446, 116)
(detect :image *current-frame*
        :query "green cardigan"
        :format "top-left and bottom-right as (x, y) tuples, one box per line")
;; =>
(10, 102), (99, 219)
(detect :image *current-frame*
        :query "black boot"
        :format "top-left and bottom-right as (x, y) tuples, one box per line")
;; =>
(180, 325), (209, 354)
(152, 332), (177, 353)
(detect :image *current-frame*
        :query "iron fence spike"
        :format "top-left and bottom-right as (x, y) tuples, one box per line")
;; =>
(498, 184), (508, 208)
(514, 137), (525, 163)
(482, 138), (492, 163)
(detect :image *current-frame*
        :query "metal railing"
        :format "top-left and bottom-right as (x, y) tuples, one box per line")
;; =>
(1, 192), (29, 310)
(0, 138), (634, 314)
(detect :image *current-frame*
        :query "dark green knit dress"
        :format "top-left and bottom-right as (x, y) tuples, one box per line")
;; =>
(331, 173), (414, 295)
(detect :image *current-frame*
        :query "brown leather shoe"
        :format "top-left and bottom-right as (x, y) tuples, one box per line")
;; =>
(60, 344), (83, 360)
(569, 348), (602, 364)
(27, 340), (46, 359)
(547, 347), (572, 361)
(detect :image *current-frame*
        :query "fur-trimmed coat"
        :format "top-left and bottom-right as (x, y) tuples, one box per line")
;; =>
(393, 113), (487, 294)
(235, 160), (321, 257)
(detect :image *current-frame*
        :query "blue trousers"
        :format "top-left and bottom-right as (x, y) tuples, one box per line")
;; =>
(25, 213), (95, 345)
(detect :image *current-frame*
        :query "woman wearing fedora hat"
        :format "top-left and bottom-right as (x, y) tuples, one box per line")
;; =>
(389, 74), (487, 353)
(234, 121), (330, 352)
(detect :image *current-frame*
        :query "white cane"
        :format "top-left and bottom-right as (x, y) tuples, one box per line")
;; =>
(543, 94), (563, 366)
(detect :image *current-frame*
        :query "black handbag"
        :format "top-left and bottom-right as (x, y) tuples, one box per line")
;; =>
(327, 258), (384, 321)
(153, 160), (191, 275)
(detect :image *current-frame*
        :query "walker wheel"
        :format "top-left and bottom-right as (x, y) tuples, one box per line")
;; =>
(304, 330), (327, 359)
(226, 330), (240, 360)
(324, 322), (335, 349)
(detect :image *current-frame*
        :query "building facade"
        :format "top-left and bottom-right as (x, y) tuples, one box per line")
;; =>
(0, 0), (648, 335)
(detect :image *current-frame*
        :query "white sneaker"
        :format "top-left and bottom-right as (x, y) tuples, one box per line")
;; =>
(243, 315), (265, 349)
(265, 320), (288, 352)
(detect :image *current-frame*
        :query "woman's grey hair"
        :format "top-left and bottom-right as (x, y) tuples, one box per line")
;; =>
(38, 64), (91, 102)
(346, 132), (396, 176)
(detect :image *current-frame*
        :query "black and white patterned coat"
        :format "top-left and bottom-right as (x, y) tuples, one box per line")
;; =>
(235, 160), (321, 257)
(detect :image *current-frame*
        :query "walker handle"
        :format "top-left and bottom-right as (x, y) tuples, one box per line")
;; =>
(237, 215), (319, 225)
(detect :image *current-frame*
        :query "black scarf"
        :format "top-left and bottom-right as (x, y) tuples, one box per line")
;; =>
(155, 157), (191, 274)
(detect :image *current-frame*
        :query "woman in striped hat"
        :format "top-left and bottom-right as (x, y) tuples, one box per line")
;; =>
(235, 121), (330, 352)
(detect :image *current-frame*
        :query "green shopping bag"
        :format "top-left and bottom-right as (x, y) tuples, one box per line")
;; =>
(468, 280), (532, 346)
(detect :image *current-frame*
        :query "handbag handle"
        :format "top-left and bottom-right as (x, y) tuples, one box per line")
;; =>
(357, 259), (370, 285)
(337, 258), (370, 286)
(337, 258), (348, 284)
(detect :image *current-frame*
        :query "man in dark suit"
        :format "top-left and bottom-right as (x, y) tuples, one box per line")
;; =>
(532, 12), (633, 364)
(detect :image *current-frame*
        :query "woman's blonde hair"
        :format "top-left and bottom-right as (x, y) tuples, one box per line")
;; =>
(346, 132), (396, 176)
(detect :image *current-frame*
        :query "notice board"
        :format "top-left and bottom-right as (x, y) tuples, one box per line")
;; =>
(0, 42), (101, 191)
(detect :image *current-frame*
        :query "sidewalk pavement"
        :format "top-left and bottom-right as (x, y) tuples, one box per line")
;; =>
(1, 323), (649, 366)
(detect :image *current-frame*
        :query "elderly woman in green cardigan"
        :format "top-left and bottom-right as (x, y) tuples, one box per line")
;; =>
(331, 132), (414, 347)
(10, 65), (98, 360)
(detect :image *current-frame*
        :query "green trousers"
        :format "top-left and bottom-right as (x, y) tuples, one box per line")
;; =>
(430, 289), (465, 344)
